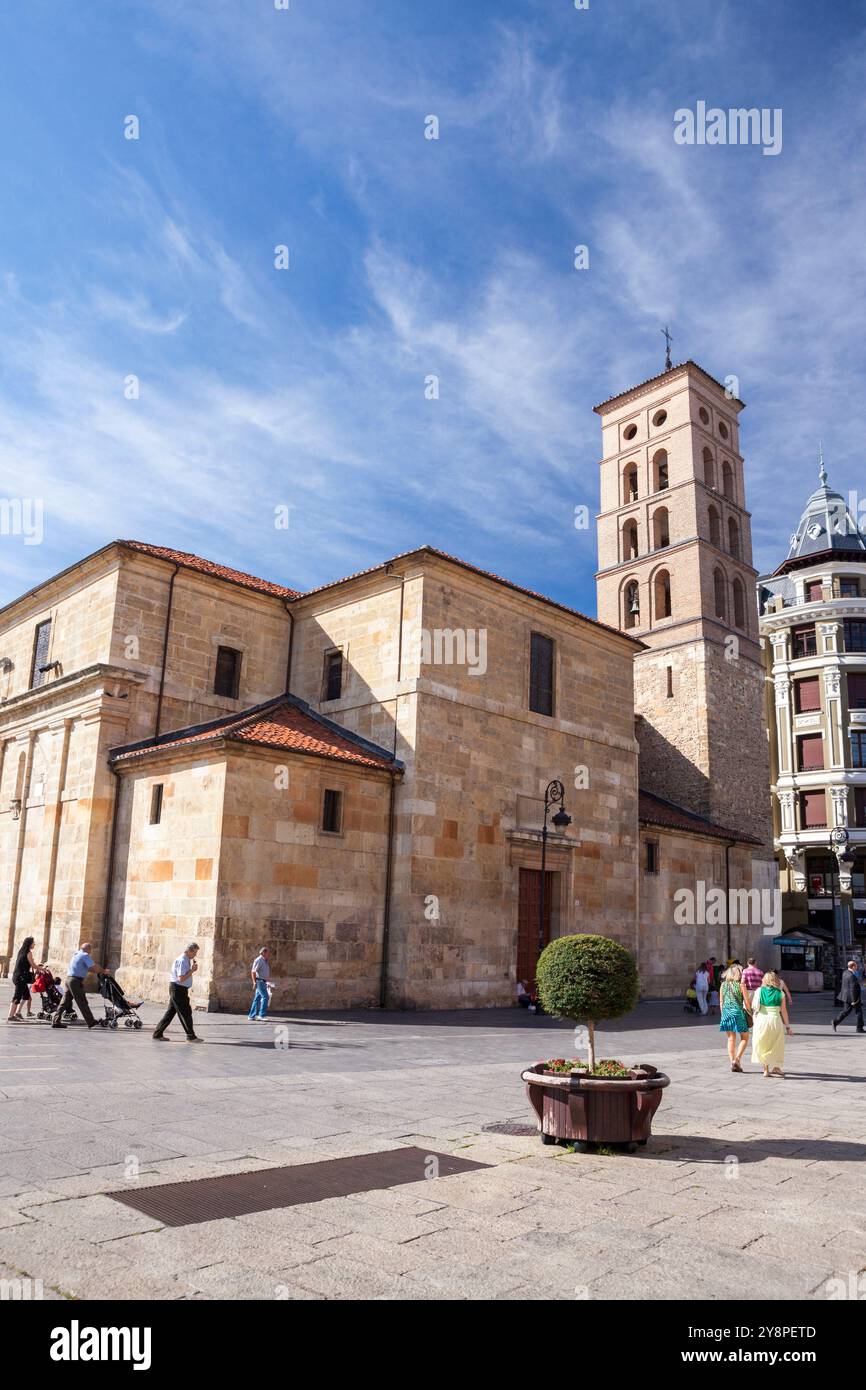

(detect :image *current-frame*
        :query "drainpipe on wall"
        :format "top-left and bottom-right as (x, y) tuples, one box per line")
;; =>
(4, 731), (35, 966)
(98, 762), (123, 968)
(154, 563), (179, 738)
(725, 839), (735, 961)
(283, 601), (295, 694)
(379, 769), (399, 1009)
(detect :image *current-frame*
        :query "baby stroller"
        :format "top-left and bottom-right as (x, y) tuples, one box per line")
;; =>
(683, 984), (701, 1015)
(32, 968), (77, 1023)
(97, 974), (143, 1030)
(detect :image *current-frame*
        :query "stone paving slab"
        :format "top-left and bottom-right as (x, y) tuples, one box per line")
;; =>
(1, 986), (864, 1301)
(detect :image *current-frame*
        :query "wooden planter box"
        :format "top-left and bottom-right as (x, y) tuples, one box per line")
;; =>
(521, 1063), (670, 1148)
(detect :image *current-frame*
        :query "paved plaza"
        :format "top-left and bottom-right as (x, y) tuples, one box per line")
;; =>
(0, 985), (864, 1302)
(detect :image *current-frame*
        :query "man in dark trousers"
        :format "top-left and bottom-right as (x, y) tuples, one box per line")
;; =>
(152, 943), (203, 1042)
(51, 942), (108, 1030)
(833, 961), (864, 1033)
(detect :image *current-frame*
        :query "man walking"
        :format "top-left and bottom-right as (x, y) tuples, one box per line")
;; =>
(152, 943), (203, 1042)
(51, 942), (108, 1030)
(833, 961), (865, 1033)
(248, 946), (271, 1021)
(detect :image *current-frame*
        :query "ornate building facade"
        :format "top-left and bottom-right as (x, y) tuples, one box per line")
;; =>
(758, 461), (866, 981)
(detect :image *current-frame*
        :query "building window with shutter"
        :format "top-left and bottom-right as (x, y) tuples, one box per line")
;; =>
(797, 735), (824, 772)
(794, 677), (821, 713)
(800, 791), (827, 829)
(214, 646), (241, 699)
(848, 673), (866, 711)
(150, 784), (164, 825)
(30, 619), (52, 689)
(322, 650), (343, 702)
(321, 788), (343, 834)
(529, 633), (555, 716)
(850, 732), (866, 768)
(792, 625), (817, 658)
(805, 580), (823, 603)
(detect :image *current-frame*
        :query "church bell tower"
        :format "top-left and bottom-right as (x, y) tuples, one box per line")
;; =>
(594, 358), (771, 846)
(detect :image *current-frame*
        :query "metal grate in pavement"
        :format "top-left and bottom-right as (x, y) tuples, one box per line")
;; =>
(108, 1146), (490, 1227)
(482, 1121), (537, 1137)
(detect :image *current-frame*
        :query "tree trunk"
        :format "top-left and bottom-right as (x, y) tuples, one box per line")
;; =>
(587, 1020), (596, 1073)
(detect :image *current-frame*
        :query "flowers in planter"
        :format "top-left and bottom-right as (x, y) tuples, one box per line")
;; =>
(540, 1057), (587, 1074)
(539, 1057), (632, 1078)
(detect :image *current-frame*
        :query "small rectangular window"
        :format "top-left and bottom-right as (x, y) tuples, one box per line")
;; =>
(792, 625), (817, 658)
(800, 791), (827, 829)
(323, 650), (343, 702)
(843, 621), (866, 653)
(794, 677), (821, 713)
(850, 732), (866, 768)
(30, 619), (52, 689)
(797, 735), (824, 772)
(849, 674), (866, 711)
(322, 788), (342, 834)
(529, 633), (555, 716)
(840, 578), (860, 598)
(214, 646), (241, 699)
(645, 839), (659, 874)
(150, 784), (164, 825)
(666, 667), (674, 699)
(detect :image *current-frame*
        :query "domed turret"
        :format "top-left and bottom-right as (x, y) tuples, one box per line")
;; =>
(783, 448), (865, 566)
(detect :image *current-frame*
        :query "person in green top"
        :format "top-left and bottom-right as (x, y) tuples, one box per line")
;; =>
(718, 964), (752, 1073)
(749, 970), (793, 1077)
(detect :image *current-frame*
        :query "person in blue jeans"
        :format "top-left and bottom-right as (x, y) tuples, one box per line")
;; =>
(248, 946), (271, 1020)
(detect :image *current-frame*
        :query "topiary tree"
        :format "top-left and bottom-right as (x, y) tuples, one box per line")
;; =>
(535, 934), (639, 1072)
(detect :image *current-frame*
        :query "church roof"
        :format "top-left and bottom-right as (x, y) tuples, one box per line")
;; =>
(593, 360), (744, 413)
(638, 788), (762, 845)
(773, 454), (866, 574)
(119, 541), (302, 599)
(109, 694), (401, 772)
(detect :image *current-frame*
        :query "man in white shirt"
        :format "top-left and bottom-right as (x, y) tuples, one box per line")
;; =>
(152, 943), (203, 1042)
(248, 946), (271, 1021)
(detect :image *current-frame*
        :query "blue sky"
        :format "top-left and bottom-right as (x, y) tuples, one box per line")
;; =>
(1, 0), (865, 615)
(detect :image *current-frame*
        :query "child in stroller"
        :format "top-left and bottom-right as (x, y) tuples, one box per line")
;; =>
(32, 968), (77, 1023)
(97, 974), (144, 1029)
(683, 976), (701, 1015)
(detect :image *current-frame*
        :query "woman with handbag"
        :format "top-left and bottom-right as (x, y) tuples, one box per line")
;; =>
(7, 936), (39, 1022)
(750, 970), (793, 1077)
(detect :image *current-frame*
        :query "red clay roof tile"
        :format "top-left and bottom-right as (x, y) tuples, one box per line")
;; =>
(119, 540), (300, 599)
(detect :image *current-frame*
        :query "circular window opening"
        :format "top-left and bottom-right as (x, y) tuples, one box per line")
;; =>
(623, 423), (638, 441)
(719, 421), (729, 439)
(652, 410), (667, 427)
(699, 407), (709, 425)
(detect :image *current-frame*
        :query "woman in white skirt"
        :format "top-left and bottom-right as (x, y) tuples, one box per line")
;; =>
(748, 970), (793, 1077)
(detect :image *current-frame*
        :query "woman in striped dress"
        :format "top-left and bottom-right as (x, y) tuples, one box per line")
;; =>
(719, 964), (751, 1072)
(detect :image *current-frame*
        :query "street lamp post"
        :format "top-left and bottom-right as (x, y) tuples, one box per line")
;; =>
(538, 779), (572, 972)
(830, 826), (854, 1002)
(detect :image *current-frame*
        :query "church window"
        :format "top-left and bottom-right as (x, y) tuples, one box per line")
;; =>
(623, 463), (638, 502)
(792, 625), (817, 658)
(644, 839), (659, 874)
(699, 407), (710, 426)
(713, 569), (727, 621)
(722, 459), (734, 500)
(728, 517), (740, 558)
(150, 784), (164, 825)
(652, 449), (669, 492)
(732, 577), (746, 628)
(843, 621), (866, 653)
(30, 619), (52, 689)
(622, 518), (639, 560)
(652, 507), (669, 549)
(800, 791), (827, 829)
(654, 569), (672, 620)
(214, 646), (241, 699)
(624, 581), (640, 630)
(797, 735), (824, 772)
(703, 447), (715, 488)
(322, 788), (343, 834)
(529, 632), (555, 716)
(719, 421), (730, 440)
(794, 677), (820, 713)
(666, 666), (673, 698)
(323, 649), (344, 702)
(708, 505), (721, 548)
(652, 410), (667, 428)
(623, 423), (638, 441)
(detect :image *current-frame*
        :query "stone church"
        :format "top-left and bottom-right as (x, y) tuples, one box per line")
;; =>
(0, 359), (777, 1010)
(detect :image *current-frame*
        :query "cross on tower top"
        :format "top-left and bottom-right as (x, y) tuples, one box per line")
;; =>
(661, 326), (673, 372)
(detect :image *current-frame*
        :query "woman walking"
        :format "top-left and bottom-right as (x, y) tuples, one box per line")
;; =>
(719, 964), (751, 1072)
(7, 937), (38, 1022)
(750, 970), (793, 1077)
